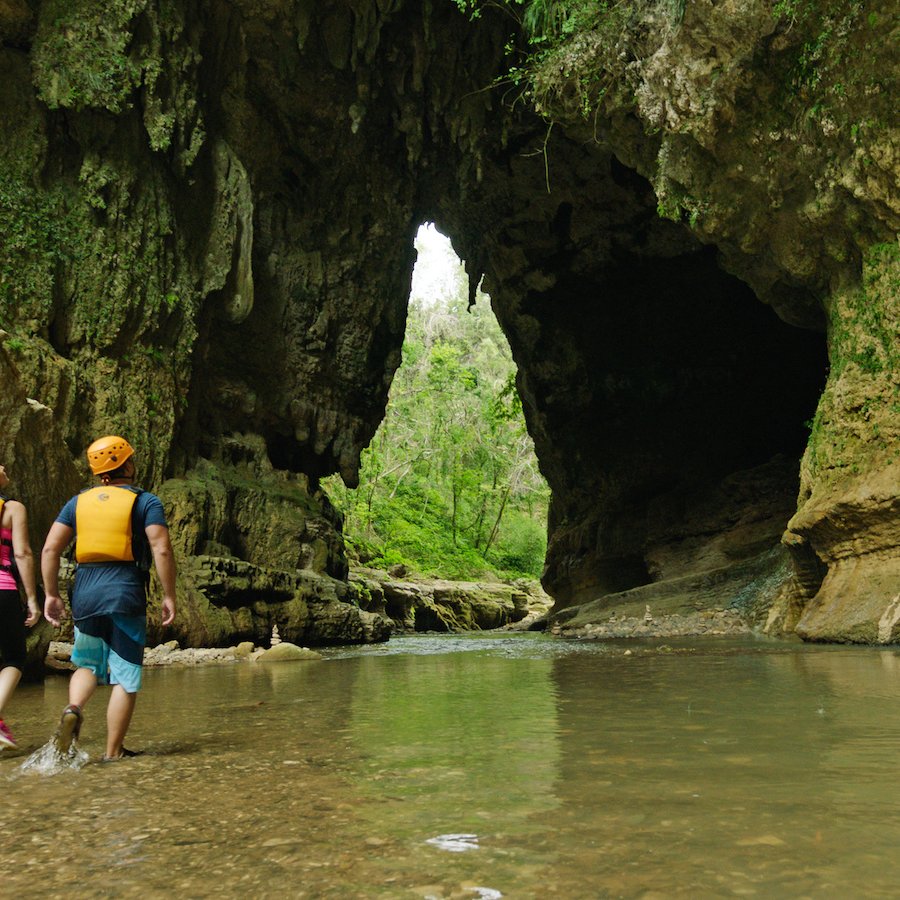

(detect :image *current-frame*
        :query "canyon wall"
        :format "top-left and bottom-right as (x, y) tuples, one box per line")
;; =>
(0, 0), (896, 646)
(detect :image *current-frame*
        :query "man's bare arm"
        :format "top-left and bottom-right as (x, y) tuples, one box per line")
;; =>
(146, 523), (176, 627)
(41, 521), (74, 627)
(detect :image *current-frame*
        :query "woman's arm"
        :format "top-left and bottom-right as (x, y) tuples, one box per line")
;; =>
(8, 500), (39, 625)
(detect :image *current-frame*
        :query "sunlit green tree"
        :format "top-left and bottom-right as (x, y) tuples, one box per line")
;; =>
(325, 228), (549, 579)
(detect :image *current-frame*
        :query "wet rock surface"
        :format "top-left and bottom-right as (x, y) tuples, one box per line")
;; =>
(351, 567), (553, 634)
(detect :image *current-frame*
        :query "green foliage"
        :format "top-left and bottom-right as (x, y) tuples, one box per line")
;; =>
(79, 157), (118, 210)
(486, 0), (685, 47)
(0, 174), (83, 318)
(491, 514), (547, 573)
(32, 0), (147, 113)
(325, 232), (549, 580)
(30, 0), (204, 167)
(769, 0), (893, 140)
(457, 0), (889, 162)
(453, 0), (687, 122)
(804, 242), (899, 480)
(520, 0), (623, 45)
(828, 242), (899, 379)
(787, 6), (851, 91)
(0, 130), (196, 346)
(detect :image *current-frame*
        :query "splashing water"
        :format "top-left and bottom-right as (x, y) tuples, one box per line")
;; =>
(426, 833), (480, 853)
(19, 740), (89, 776)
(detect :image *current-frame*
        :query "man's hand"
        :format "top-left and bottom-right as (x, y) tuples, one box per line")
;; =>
(44, 594), (66, 628)
(24, 599), (41, 628)
(161, 596), (176, 627)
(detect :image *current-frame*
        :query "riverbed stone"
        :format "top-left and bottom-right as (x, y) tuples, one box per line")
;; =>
(234, 641), (255, 659)
(257, 642), (322, 662)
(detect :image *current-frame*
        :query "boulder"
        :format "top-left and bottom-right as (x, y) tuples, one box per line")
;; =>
(257, 642), (322, 662)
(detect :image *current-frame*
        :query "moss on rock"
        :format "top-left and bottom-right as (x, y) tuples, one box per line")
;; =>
(802, 242), (900, 488)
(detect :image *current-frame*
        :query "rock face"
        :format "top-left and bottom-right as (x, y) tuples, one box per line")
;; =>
(352, 568), (551, 633)
(504, 0), (899, 640)
(0, 0), (896, 647)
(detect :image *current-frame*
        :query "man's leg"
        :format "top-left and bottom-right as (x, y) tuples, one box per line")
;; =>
(54, 667), (98, 752)
(103, 614), (145, 758)
(68, 666), (99, 708)
(105, 685), (136, 759)
(54, 668), (97, 753)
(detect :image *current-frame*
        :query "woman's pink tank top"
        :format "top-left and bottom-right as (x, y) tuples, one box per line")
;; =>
(0, 527), (17, 591)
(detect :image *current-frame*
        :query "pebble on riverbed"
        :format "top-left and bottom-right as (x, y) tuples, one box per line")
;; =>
(46, 639), (322, 670)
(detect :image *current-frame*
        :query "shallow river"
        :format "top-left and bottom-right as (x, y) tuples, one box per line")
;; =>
(4, 632), (900, 898)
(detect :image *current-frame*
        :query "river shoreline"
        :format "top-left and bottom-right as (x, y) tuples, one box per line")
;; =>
(45, 638), (323, 673)
(551, 608), (752, 640)
(43, 607), (754, 674)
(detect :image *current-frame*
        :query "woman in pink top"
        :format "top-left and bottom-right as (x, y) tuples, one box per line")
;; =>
(0, 463), (40, 749)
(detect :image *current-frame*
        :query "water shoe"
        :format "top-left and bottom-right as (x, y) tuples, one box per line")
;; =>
(54, 704), (83, 754)
(102, 747), (143, 762)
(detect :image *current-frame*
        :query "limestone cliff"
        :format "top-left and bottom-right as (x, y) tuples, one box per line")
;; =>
(0, 0), (896, 647)
(490, 0), (899, 640)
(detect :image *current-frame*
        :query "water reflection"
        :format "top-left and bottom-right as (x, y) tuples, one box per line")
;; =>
(3, 635), (900, 897)
(344, 647), (560, 891)
(540, 646), (846, 896)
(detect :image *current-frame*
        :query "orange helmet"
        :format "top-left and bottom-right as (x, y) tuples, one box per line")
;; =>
(86, 435), (134, 475)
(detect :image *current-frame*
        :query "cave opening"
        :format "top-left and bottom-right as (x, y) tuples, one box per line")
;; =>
(324, 224), (549, 585)
(529, 242), (829, 607)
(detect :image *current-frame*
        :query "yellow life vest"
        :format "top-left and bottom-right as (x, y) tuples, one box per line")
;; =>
(75, 486), (140, 563)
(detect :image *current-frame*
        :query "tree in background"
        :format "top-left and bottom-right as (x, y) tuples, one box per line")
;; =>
(324, 226), (549, 580)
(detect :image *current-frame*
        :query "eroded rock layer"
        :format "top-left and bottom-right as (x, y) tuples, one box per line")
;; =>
(0, 0), (896, 647)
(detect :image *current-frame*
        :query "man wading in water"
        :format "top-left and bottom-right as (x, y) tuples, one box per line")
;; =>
(42, 436), (177, 760)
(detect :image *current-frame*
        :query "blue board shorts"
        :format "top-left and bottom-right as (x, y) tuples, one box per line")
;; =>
(71, 614), (146, 693)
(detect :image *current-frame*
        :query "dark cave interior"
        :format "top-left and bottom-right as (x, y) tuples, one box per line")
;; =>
(528, 244), (828, 605)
